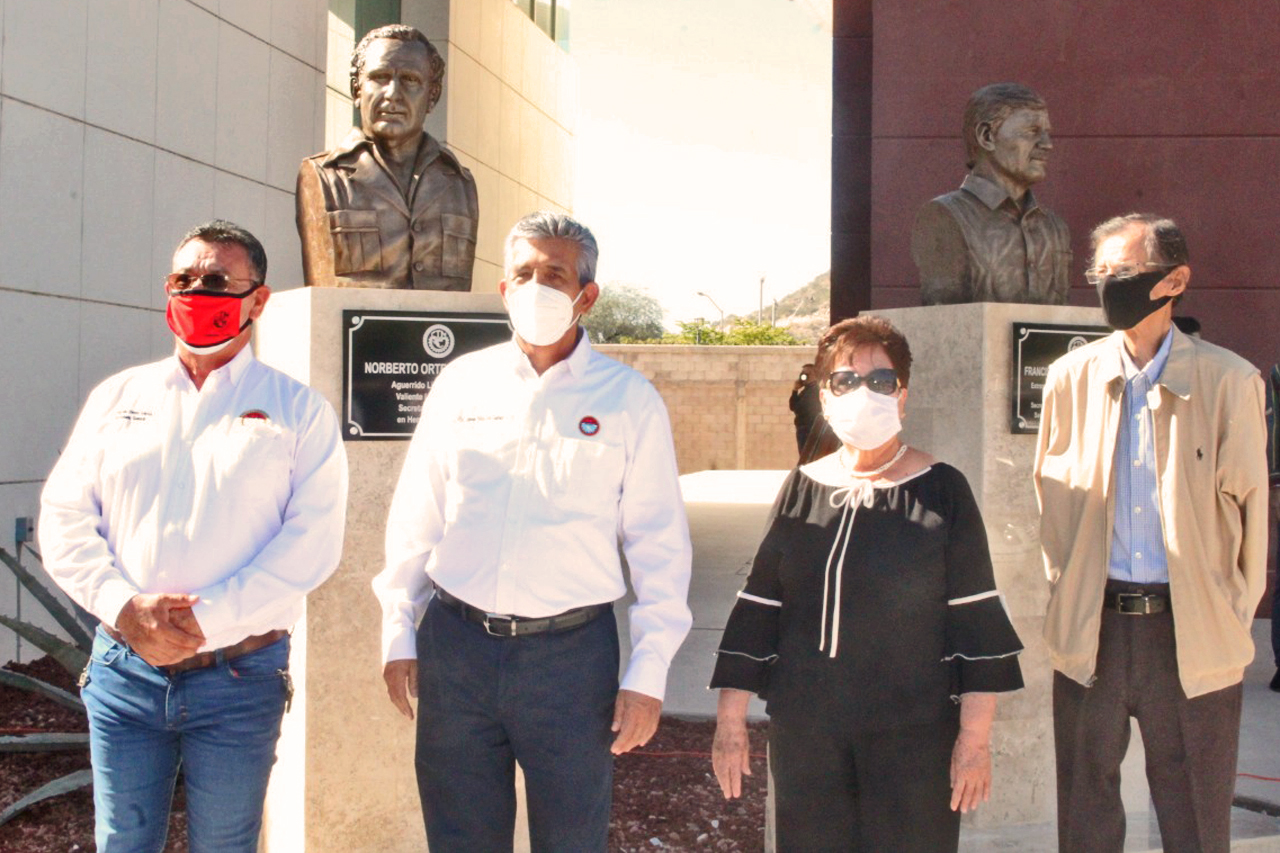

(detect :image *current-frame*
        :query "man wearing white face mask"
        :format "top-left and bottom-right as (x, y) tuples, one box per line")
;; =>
(39, 220), (348, 851)
(375, 211), (692, 851)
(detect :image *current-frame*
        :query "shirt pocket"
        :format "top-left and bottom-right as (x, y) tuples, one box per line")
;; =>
(210, 422), (292, 490)
(440, 213), (476, 279)
(328, 208), (383, 275)
(541, 437), (624, 516)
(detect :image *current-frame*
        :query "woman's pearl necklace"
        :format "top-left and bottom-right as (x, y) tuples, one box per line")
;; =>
(839, 443), (908, 478)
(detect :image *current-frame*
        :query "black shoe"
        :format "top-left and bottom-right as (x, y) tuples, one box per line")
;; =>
(1271, 668), (1280, 692)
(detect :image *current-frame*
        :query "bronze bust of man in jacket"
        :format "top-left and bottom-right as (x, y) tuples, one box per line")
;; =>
(297, 25), (478, 290)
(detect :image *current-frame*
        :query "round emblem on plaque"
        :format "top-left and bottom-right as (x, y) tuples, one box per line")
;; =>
(1067, 335), (1088, 351)
(423, 324), (456, 358)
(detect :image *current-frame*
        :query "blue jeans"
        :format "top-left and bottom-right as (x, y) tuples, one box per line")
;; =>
(414, 596), (619, 852)
(82, 626), (291, 853)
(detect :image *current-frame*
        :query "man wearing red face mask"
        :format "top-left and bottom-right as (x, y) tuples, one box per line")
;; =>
(39, 220), (349, 852)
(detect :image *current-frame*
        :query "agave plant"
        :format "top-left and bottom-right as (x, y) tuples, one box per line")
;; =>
(0, 545), (97, 827)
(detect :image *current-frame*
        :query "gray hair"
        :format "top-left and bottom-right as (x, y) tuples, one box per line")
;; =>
(350, 24), (444, 113)
(962, 82), (1048, 170)
(1090, 213), (1189, 267)
(176, 219), (267, 281)
(503, 211), (599, 284)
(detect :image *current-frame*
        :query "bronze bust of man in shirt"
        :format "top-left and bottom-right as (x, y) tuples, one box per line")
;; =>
(297, 25), (479, 290)
(911, 83), (1070, 305)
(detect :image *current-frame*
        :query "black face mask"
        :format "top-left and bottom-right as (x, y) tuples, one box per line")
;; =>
(1097, 269), (1174, 330)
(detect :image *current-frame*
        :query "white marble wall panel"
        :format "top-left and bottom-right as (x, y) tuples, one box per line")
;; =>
(220, 0), (271, 42)
(151, 151), (217, 306)
(1, 0), (87, 118)
(155, 0), (219, 163)
(271, 0), (320, 67)
(86, 0), (159, 142)
(213, 170), (267, 238)
(78, 302), (158, 396)
(263, 185), (305, 289)
(0, 100), (84, 297)
(0, 291), (82, 482)
(82, 129), (156, 308)
(267, 49), (322, 190)
(215, 21), (270, 180)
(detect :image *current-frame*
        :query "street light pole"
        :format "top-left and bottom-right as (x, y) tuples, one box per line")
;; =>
(758, 275), (765, 324)
(695, 291), (724, 331)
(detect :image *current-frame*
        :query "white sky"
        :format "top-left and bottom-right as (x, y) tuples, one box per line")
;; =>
(570, 0), (832, 326)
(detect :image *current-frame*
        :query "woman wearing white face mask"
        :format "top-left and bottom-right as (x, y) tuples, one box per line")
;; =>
(709, 316), (1025, 852)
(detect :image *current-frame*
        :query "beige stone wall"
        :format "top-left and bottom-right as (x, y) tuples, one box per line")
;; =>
(599, 345), (816, 474)
(385, 0), (576, 293)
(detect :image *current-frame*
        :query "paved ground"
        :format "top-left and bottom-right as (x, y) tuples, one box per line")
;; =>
(633, 469), (1280, 851)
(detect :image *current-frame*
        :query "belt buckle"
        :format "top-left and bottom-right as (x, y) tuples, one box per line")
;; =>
(1116, 592), (1149, 615)
(483, 613), (517, 637)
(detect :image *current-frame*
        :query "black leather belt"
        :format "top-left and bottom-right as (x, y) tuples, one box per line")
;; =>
(434, 587), (609, 638)
(1104, 591), (1170, 615)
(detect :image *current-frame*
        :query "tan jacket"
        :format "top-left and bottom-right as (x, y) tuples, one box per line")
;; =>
(1034, 328), (1268, 698)
(296, 130), (478, 290)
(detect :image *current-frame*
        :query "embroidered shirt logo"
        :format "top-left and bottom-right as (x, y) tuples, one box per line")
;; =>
(578, 416), (600, 436)
(239, 409), (270, 424)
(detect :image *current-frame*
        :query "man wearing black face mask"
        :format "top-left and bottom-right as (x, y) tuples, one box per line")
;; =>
(39, 220), (348, 851)
(1033, 213), (1268, 853)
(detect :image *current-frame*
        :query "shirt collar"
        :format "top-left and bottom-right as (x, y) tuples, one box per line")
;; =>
(1118, 326), (1173, 386)
(164, 345), (256, 390)
(507, 328), (594, 380)
(321, 127), (463, 175)
(959, 173), (1039, 214)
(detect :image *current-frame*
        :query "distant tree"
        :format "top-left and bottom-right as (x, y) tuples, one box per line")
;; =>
(662, 320), (727, 345)
(582, 283), (665, 343)
(724, 320), (801, 345)
(661, 319), (799, 346)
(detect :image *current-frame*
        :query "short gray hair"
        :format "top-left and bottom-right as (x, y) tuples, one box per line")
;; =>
(503, 211), (599, 284)
(1090, 213), (1189, 267)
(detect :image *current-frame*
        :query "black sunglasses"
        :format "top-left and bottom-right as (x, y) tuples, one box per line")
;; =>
(826, 368), (899, 397)
(165, 273), (262, 294)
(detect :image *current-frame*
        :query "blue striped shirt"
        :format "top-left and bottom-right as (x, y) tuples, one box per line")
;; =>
(1108, 329), (1174, 583)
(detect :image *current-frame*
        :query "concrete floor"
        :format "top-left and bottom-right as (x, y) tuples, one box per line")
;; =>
(635, 469), (1280, 851)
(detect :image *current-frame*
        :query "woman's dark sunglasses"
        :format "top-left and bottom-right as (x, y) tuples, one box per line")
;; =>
(826, 368), (899, 397)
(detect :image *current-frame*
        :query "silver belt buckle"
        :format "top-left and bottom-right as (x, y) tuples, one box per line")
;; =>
(1116, 592), (1148, 614)
(483, 613), (517, 637)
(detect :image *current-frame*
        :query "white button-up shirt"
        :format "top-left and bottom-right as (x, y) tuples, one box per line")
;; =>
(39, 347), (349, 651)
(375, 335), (692, 700)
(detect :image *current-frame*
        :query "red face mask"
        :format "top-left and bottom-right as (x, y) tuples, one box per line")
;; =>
(165, 284), (262, 355)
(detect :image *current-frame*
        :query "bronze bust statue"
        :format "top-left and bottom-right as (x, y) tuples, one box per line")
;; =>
(297, 25), (479, 289)
(911, 83), (1070, 305)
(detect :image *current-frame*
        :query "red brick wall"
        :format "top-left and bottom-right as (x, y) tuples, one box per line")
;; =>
(832, 0), (1280, 372)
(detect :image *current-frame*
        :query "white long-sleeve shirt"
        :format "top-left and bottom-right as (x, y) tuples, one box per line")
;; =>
(39, 347), (348, 651)
(374, 336), (692, 701)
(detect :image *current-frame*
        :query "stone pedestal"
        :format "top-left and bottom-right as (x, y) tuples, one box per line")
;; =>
(253, 287), (530, 852)
(876, 303), (1152, 831)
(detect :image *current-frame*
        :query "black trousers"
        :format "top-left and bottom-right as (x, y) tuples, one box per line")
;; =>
(769, 710), (961, 852)
(1053, 583), (1242, 853)
(413, 596), (619, 852)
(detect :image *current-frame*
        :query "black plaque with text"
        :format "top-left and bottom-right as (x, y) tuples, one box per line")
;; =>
(1011, 322), (1109, 434)
(342, 310), (511, 440)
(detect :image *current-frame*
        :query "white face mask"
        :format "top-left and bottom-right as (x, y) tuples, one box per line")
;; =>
(505, 282), (584, 347)
(822, 386), (902, 450)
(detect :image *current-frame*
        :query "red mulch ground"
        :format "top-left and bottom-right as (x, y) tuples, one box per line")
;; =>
(2, 656), (764, 852)
(0, 657), (187, 853)
(608, 717), (769, 852)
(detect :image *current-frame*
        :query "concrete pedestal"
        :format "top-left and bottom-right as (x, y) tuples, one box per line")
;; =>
(876, 303), (1153, 831)
(253, 287), (530, 852)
